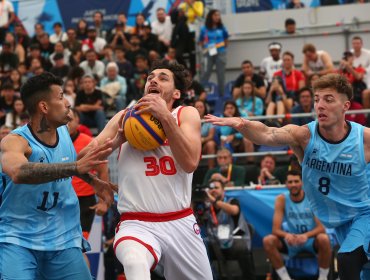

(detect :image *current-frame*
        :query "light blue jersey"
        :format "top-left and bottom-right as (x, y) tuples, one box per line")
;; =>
(303, 121), (370, 255)
(0, 124), (82, 251)
(284, 193), (316, 234)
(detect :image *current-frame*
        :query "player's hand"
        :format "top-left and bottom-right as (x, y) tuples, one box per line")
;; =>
(284, 233), (297, 246)
(204, 115), (243, 130)
(295, 234), (308, 245)
(112, 109), (127, 149)
(134, 94), (168, 120)
(91, 177), (115, 206)
(76, 138), (112, 174)
(90, 200), (109, 216)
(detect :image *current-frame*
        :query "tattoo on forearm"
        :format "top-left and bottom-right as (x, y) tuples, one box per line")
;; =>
(77, 173), (97, 185)
(37, 116), (50, 133)
(17, 162), (78, 184)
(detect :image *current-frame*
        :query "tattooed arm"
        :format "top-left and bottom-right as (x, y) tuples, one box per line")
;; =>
(1, 133), (112, 184)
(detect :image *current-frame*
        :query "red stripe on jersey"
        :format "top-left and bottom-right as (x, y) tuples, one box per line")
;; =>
(177, 106), (185, 126)
(113, 236), (158, 271)
(120, 208), (193, 222)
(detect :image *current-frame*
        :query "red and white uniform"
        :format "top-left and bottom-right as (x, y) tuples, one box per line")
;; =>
(114, 106), (212, 280)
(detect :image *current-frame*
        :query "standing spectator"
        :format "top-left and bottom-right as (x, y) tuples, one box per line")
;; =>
(93, 11), (109, 40)
(49, 22), (68, 44)
(194, 99), (217, 169)
(14, 23), (31, 52)
(199, 9), (229, 96)
(79, 49), (105, 81)
(235, 80), (264, 118)
(75, 74), (106, 133)
(260, 42), (283, 85)
(232, 60), (266, 99)
(81, 26), (107, 56)
(151, 7), (173, 56)
(0, 0), (14, 44)
(0, 42), (19, 77)
(76, 19), (88, 41)
(291, 87), (314, 126)
(302, 43), (334, 78)
(170, 8), (193, 73)
(4, 97), (26, 129)
(273, 51), (305, 97)
(100, 62), (127, 111)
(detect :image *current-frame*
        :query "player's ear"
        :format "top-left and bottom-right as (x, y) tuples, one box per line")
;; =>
(343, 100), (351, 111)
(173, 89), (181, 100)
(38, 101), (48, 114)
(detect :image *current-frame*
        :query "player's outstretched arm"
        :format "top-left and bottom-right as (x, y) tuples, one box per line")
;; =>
(205, 114), (304, 148)
(1, 134), (112, 185)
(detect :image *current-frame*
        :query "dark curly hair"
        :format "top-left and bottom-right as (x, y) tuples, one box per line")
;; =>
(150, 59), (192, 108)
(20, 72), (63, 115)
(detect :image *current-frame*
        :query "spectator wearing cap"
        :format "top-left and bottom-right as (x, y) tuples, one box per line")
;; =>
(79, 49), (105, 81)
(81, 26), (107, 56)
(273, 51), (305, 97)
(151, 7), (173, 56)
(140, 22), (160, 54)
(49, 41), (71, 66)
(75, 74), (106, 133)
(0, 42), (19, 77)
(50, 53), (70, 80)
(302, 43), (334, 78)
(100, 62), (127, 112)
(49, 22), (67, 44)
(108, 22), (131, 50)
(260, 42), (282, 85)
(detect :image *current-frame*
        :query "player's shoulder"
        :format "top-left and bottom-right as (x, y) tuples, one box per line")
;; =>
(1, 132), (29, 151)
(177, 105), (200, 122)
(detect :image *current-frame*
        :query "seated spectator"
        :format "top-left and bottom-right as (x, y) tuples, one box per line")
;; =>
(194, 99), (217, 169)
(116, 12), (133, 34)
(63, 28), (82, 54)
(219, 101), (254, 159)
(164, 47), (177, 63)
(38, 33), (55, 62)
(338, 51), (368, 107)
(75, 19), (88, 41)
(114, 47), (134, 80)
(100, 62), (127, 112)
(79, 49), (105, 81)
(131, 13), (147, 37)
(235, 80), (264, 118)
(8, 69), (22, 93)
(263, 170), (331, 280)
(49, 41), (71, 66)
(202, 147), (246, 187)
(30, 23), (45, 45)
(50, 53), (70, 80)
(75, 74), (106, 133)
(257, 154), (284, 185)
(302, 43), (334, 78)
(185, 79), (207, 104)
(346, 100), (366, 126)
(126, 34), (148, 65)
(140, 23), (161, 54)
(130, 55), (149, 101)
(0, 82), (17, 125)
(108, 22), (131, 50)
(49, 22), (67, 44)
(4, 97), (26, 129)
(14, 23), (31, 52)
(5, 32), (25, 63)
(147, 50), (161, 68)
(286, 0), (305, 8)
(291, 87), (315, 126)
(232, 60), (266, 100)
(0, 42), (19, 77)
(265, 76), (293, 124)
(25, 44), (52, 72)
(281, 18), (300, 35)
(273, 51), (305, 97)
(101, 45), (114, 65)
(81, 26), (107, 56)
(63, 79), (77, 108)
(260, 42), (282, 85)
(205, 178), (255, 280)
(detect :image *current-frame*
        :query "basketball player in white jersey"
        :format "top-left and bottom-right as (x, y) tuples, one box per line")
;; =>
(81, 59), (213, 280)
(302, 43), (334, 78)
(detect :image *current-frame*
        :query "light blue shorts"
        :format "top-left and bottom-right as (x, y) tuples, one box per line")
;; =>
(0, 243), (92, 280)
(335, 213), (370, 257)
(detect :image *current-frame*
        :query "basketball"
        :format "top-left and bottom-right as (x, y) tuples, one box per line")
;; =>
(123, 107), (167, 151)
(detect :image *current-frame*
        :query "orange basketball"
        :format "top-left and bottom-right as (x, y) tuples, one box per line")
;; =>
(123, 107), (167, 151)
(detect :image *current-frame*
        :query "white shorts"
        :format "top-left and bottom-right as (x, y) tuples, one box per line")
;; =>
(113, 208), (213, 280)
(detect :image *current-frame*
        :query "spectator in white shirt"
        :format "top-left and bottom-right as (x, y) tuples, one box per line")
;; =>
(260, 42), (283, 85)
(151, 7), (173, 56)
(49, 22), (67, 44)
(79, 49), (105, 81)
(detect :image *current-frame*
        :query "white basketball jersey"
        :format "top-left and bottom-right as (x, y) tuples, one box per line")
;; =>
(117, 106), (193, 214)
